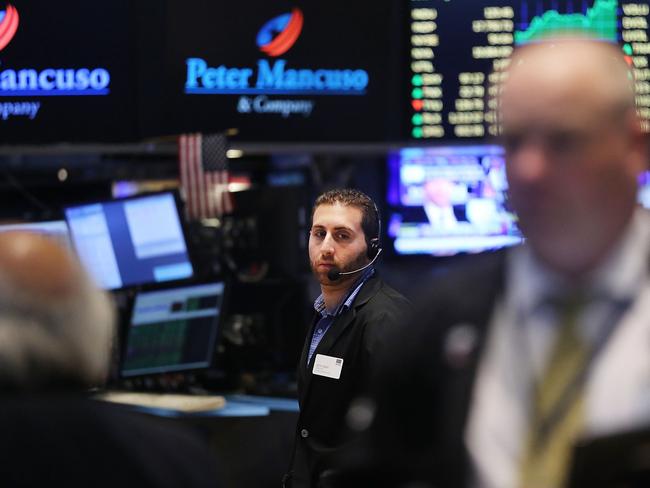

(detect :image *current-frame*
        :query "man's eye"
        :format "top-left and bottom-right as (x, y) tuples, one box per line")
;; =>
(312, 230), (326, 239)
(336, 233), (350, 240)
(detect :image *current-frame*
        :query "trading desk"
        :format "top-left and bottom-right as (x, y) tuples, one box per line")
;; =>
(99, 393), (299, 488)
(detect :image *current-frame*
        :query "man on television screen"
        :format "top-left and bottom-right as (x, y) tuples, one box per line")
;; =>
(339, 38), (650, 488)
(284, 188), (411, 487)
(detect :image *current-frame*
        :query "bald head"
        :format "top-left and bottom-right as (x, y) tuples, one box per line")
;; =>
(0, 231), (115, 390)
(0, 232), (79, 299)
(503, 40), (635, 120)
(499, 39), (646, 278)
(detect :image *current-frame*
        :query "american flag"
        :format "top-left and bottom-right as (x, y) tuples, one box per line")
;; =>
(178, 132), (233, 220)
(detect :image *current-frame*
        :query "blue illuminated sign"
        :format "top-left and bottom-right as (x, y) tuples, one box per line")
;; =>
(0, 67), (111, 96)
(185, 58), (368, 96)
(184, 9), (369, 97)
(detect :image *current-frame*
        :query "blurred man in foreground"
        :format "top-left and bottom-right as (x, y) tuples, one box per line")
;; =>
(341, 39), (650, 488)
(0, 231), (220, 487)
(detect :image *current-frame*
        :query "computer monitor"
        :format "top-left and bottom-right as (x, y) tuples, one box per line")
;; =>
(387, 145), (523, 256)
(64, 192), (193, 290)
(0, 220), (72, 250)
(120, 282), (226, 377)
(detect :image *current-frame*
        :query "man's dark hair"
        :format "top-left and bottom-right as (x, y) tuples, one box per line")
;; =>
(312, 189), (380, 246)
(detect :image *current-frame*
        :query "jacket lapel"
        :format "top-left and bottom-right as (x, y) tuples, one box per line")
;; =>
(313, 276), (380, 358)
(301, 276), (381, 397)
(298, 313), (320, 402)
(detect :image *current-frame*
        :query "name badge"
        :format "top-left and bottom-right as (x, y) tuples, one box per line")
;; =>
(312, 354), (344, 380)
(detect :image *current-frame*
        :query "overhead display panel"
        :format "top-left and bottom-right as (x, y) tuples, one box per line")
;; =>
(7, 1), (646, 145)
(138, 0), (398, 142)
(407, 0), (650, 141)
(0, 1), (136, 144)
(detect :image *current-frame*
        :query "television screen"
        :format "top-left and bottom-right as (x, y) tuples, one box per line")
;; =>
(64, 192), (193, 290)
(386, 145), (523, 256)
(405, 0), (650, 141)
(121, 282), (226, 377)
(388, 149), (650, 257)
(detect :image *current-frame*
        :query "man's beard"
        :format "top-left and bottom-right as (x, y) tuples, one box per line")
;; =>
(311, 248), (369, 283)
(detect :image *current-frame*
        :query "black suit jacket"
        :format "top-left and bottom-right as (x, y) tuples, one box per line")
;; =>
(289, 273), (411, 487)
(335, 250), (507, 488)
(0, 393), (222, 488)
(336, 244), (650, 488)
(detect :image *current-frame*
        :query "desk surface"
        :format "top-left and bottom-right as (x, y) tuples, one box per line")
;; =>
(225, 394), (299, 412)
(97, 391), (299, 418)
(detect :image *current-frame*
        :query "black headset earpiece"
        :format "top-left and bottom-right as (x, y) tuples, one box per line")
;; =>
(366, 202), (382, 260)
(367, 238), (380, 260)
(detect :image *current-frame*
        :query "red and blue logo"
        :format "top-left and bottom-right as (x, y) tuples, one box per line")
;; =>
(185, 7), (368, 96)
(0, 4), (111, 99)
(0, 4), (19, 52)
(256, 8), (303, 57)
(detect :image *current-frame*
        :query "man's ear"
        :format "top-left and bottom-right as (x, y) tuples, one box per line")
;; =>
(625, 110), (649, 175)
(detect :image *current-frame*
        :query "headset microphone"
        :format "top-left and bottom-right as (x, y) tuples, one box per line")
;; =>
(327, 248), (383, 281)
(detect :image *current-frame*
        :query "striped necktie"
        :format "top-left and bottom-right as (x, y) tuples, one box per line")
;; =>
(519, 293), (588, 488)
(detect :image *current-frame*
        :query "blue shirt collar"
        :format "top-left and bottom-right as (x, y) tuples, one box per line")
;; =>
(313, 267), (376, 317)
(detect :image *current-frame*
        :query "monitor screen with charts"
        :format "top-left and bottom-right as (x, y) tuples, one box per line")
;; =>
(64, 192), (193, 290)
(121, 282), (226, 377)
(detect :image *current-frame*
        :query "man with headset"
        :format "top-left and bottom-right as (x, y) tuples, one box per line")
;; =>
(284, 188), (411, 487)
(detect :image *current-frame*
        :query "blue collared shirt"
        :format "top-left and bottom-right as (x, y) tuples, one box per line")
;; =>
(307, 267), (375, 365)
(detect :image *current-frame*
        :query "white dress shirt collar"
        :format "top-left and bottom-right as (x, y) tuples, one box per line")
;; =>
(508, 207), (650, 319)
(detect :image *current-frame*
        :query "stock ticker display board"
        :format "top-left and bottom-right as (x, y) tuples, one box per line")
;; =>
(2, 0), (649, 144)
(407, 0), (650, 141)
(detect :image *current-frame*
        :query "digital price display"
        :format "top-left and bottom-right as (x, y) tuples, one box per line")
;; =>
(407, 0), (650, 140)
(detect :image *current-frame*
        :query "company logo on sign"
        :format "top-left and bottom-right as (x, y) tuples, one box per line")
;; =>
(185, 8), (368, 96)
(0, 4), (19, 52)
(256, 8), (303, 57)
(0, 5), (111, 97)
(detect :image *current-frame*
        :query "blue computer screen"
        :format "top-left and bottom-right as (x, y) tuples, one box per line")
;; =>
(64, 192), (193, 290)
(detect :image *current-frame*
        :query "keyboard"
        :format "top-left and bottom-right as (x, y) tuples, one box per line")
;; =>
(97, 391), (226, 412)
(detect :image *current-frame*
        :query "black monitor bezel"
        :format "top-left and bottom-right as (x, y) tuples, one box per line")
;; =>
(62, 189), (196, 292)
(119, 280), (228, 379)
